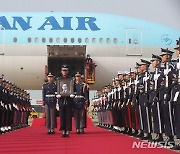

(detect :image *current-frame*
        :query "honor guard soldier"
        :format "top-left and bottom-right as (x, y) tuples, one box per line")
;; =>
(57, 65), (73, 137)
(132, 63), (142, 137)
(171, 39), (180, 150)
(81, 74), (90, 130)
(149, 54), (164, 142)
(159, 48), (175, 144)
(123, 71), (133, 135)
(0, 77), (3, 134)
(116, 72), (124, 132)
(111, 78), (119, 131)
(42, 73), (57, 134)
(73, 72), (88, 134)
(129, 70), (139, 136)
(137, 59), (152, 140)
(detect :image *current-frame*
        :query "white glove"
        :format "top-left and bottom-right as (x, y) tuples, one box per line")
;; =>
(177, 62), (180, 69)
(143, 76), (149, 82)
(9, 104), (12, 110)
(56, 94), (61, 98)
(134, 80), (139, 85)
(164, 69), (171, 75)
(154, 74), (160, 81)
(70, 94), (75, 98)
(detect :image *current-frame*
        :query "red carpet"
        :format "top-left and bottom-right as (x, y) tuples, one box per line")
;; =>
(0, 118), (178, 154)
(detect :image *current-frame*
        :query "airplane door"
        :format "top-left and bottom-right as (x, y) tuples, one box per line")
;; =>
(126, 29), (143, 56)
(0, 26), (5, 55)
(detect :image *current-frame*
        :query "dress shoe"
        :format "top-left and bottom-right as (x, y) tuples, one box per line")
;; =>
(165, 136), (175, 146)
(152, 134), (163, 142)
(127, 129), (133, 136)
(136, 131), (144, 138)
(171, 143), (180, 150)
(50, 129), (55, 134)
(62, 134), (66, 137)
(66, 131), (69, 137)
(122, 128), (128, 134)
(80, 129), (84, 134)
(76, 129), (80, 134)
(142, 134), (152, 140)
(132, 130), (138, 136)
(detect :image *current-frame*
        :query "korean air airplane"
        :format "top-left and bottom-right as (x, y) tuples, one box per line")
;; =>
(0, 12), (180, 90)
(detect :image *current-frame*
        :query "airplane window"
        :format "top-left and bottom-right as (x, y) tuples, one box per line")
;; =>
(113, 38), (118, 44)
(85, 38), (89, 43)
(42, 38), (46, 43)
(106, 38), (111, 44)
(99, 38), (103, 43)
(56, 38), (60, 43)
(35, 37), (39, 43)
(64, 38), (67, 43)
(27, 37), (31, 43)
(129, 39), (131, 44)
(13, 37), (17, 43)
(49, 38), (53, 43)
(92, 38), (96, 43)
(78, 38), (82, 43)
(71, 38), (75, 43)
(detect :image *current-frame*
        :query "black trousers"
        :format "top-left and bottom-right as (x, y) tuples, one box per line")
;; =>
(59, 97), (73, 131)
(162, 102), (175, 137)
(174, 103), (180, 138)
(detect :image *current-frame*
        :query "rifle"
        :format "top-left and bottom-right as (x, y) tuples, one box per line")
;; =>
(164, 56), (175, 136)
(131, 73), (138, 106)
(153, 64), (162, 133)
(144, 65), (151, 133)
(178, 39), (180, 85)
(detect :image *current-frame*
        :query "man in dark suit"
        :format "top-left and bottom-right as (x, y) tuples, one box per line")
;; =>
(57, 65), (74, 137)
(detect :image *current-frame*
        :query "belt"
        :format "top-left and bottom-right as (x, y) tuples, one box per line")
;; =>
(46, 94), (55, 97)
(74, 95), (84, 98)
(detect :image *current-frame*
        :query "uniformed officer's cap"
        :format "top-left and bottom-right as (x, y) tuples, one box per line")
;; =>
(61, 65), (69, 71)
(81, 75), (84, 79)
(160, 48), (174, 56)
(114, 77), (119, 81)
(140, 59), (151, 66)
(135, 62), (141, 68)
(174, 39), (180, 50)
(123, 71), (130, 75)
(117, 71), (123, 76)
(151, 54), (161, 62)
(130, 70), (136, 74)
(75, 72), (81, 77)
(108, 84), (112, 87)
(47, 72), (54, 77)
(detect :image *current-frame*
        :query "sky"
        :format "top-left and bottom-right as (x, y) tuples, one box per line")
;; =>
(0, 0), (179, 29)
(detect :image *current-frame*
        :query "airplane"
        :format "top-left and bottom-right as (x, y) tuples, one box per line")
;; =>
(0, 12), (180, 91)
